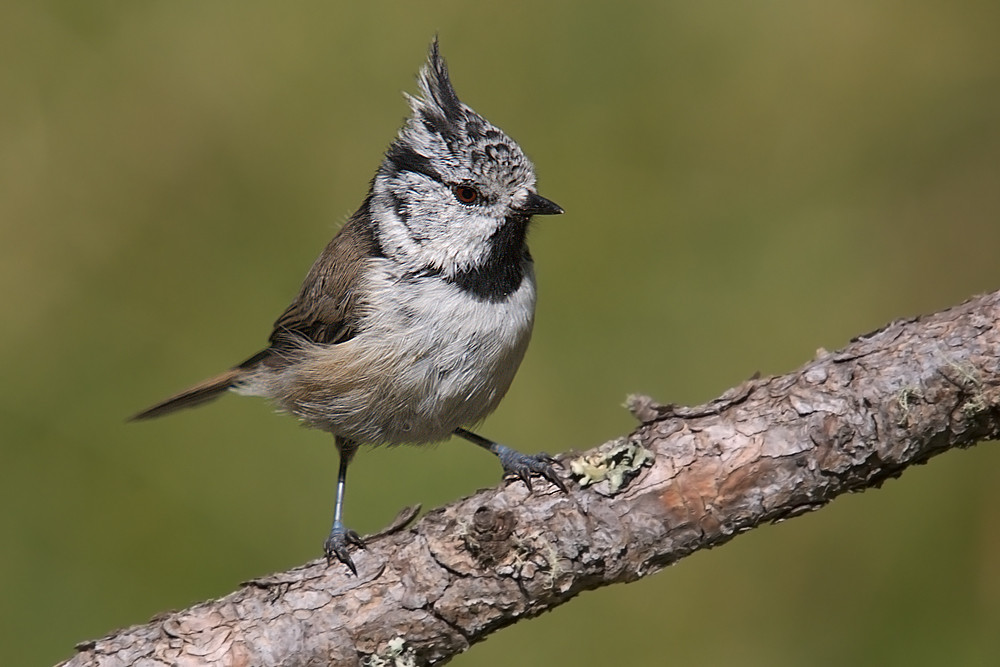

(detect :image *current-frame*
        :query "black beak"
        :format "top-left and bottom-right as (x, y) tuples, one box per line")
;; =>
(518, 192), (564, 216)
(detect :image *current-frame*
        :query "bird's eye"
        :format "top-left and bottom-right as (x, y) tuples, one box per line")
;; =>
(453, 185), (480, 204)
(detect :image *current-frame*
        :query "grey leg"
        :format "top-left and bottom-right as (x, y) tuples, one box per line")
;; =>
(323, 437), (365, 574)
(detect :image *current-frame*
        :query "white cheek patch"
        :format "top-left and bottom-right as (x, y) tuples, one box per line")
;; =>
(373, 174), (506, 276)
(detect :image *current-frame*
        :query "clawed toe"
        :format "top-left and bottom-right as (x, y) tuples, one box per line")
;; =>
(453, 429), (569, 494)
(496, 447), (568, 493)
(324, 523), (366, 575)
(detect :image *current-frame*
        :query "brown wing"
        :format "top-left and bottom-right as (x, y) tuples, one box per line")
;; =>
(130, 200), (383, 420)
(265, 199), (383, 357)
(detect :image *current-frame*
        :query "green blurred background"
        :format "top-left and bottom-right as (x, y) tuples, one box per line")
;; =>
(3, 2), (1000, 665)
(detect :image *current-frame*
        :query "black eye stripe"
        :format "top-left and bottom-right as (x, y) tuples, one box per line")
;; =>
(384, 142), (443, 183)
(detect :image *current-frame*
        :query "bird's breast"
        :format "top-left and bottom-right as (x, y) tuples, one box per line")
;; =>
(281, 260), (537, 444)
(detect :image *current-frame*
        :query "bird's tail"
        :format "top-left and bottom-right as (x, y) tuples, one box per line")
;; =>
(129, 367), (246, 421)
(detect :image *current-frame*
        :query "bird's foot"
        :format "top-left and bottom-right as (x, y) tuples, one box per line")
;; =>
(493, 445), (568, 493)
(323, 521), (365, 575)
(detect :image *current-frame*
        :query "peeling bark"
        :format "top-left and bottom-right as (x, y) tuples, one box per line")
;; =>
(62, 290), (1000, 667)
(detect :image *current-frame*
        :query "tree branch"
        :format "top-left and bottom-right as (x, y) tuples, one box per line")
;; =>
(62, 290), (1000, 667)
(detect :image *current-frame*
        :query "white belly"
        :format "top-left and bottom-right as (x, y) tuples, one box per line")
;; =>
(263, 261), (536, 444)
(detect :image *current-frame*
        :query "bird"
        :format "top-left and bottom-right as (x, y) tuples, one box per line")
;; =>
(131, 39), (566, 574)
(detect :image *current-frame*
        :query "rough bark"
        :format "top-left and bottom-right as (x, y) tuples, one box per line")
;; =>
(62, 290), (1000, 667)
